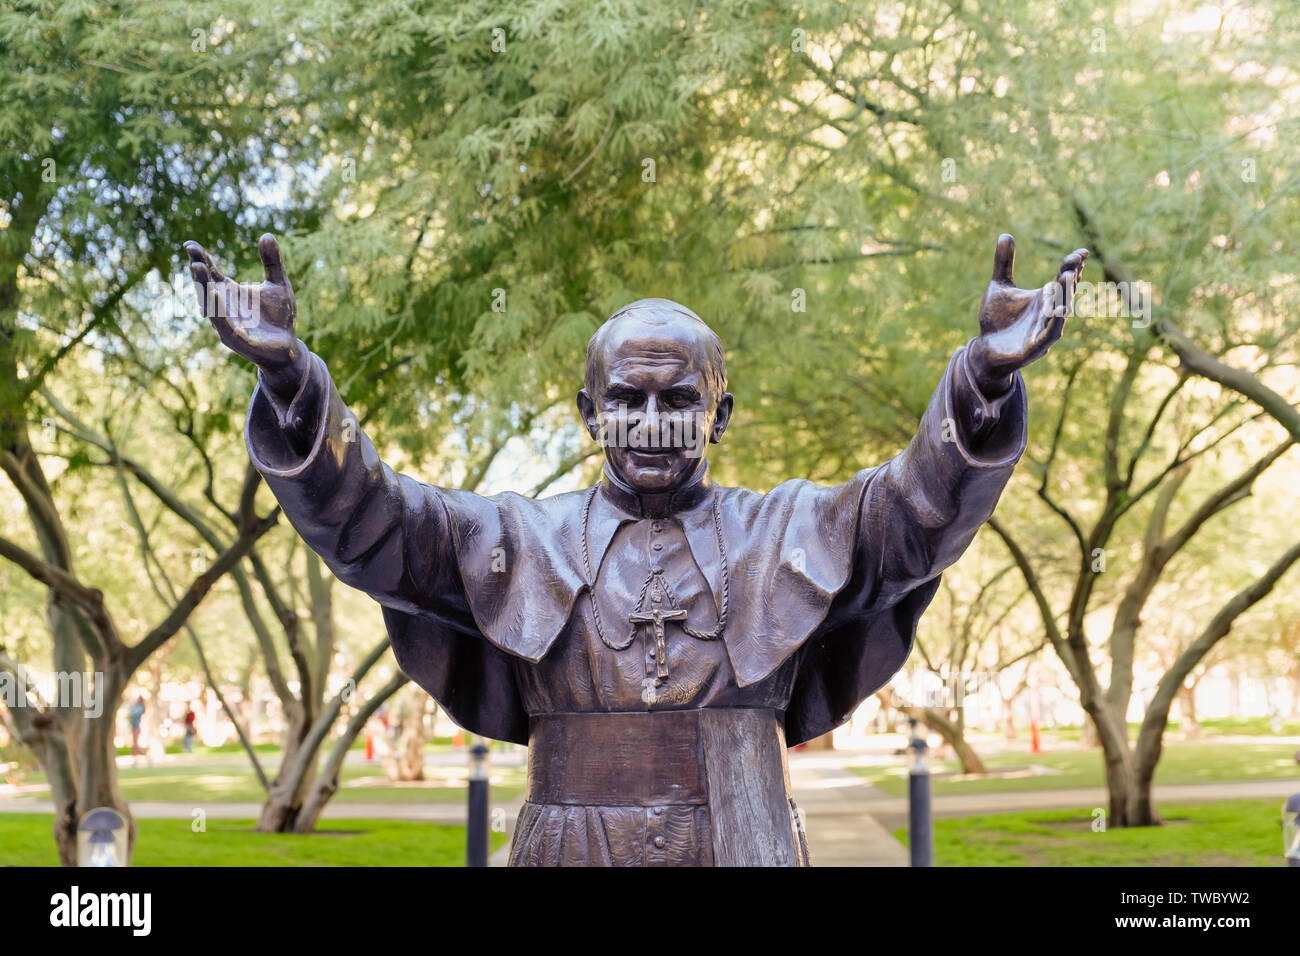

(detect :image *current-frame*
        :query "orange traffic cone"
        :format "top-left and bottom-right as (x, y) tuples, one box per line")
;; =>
(1030, 722), (1042, 754)
(453, 729), (464, 748)
(365, 732), (374, 761)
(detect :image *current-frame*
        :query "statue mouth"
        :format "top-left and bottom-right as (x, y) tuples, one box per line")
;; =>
(626, 448), (677, 460)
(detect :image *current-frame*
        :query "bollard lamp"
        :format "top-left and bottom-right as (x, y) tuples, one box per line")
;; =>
(907, 717), (929, 773)
(470, 742), (489, 781)
(77, 806), (128, 867)
(1284, 793), (1300, 867)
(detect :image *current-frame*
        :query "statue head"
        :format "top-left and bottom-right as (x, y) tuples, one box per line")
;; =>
(577, 298), (734, 494)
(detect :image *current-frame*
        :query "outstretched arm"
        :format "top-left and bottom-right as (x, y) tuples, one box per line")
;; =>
(859, 235), (1088, 608)
(184, 235), (468, 622)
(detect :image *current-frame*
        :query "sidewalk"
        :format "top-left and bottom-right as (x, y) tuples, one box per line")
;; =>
(788, 752), (909, 866)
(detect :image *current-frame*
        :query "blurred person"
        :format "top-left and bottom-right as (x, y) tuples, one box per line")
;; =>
(182, 704), (197, 753)
(127, 695), (146, 756)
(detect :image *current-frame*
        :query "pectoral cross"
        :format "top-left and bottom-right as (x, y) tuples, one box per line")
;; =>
(630, 605), (688, 682)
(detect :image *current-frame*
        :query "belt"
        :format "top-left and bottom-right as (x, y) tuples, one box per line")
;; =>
(527, 710), (710, 806)
(522, 707), (808, 866)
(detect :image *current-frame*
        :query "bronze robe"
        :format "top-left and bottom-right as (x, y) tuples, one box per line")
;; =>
(244, 343), (1027, 865)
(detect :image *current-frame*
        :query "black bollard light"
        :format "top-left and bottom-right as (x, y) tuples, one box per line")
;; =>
(907, 717), (933, 867)
(1284, 792), (1300, 867)
(467, 741), (490, 867)
(77, 807), (128, 867)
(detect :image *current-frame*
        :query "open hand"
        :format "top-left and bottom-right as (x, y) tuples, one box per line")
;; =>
(968, 234), (1088, 395)
(184, 234), (305, 395)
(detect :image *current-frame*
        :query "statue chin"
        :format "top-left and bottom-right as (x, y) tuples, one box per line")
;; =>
(607, 448), (696, 494)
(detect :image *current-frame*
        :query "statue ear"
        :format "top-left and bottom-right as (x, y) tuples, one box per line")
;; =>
(711, 393), (734, 443)
(576, 389), (600, 441)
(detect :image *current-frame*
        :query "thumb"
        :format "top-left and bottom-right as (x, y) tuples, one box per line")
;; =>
(258, 234), (289, 287)
(991, 234), (1016, 285)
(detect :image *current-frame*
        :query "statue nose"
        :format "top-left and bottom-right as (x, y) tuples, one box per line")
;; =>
(632, 400), (670, 449)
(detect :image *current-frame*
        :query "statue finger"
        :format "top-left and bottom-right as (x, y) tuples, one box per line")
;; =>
(1061, 248), (1089, 281)
(196, 270), (238, 325)
(258, 233), (288, 287)
(992, 233), (1016, 286)
(1044, 304), (1068, 347)
(189, 261), (221, 320)
(184, 240), (225, 281)
(1051, 269), (1076, 319)
(1055, 249), (1090, 316)
(1044, 282), (1070, 333)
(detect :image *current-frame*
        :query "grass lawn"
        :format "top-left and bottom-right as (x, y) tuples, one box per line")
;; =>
(0, 813), (507, 866)
(894, 799), (1289, 866)
(17, 760), (527, 804)
(851, 739), (1300, 796)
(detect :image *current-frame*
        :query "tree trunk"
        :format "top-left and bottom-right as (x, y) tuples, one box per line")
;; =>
(1079, 716), (1101, 749)
(0, 394), (136, 863)
(1080, 695), (1152, 828)
(946, 731), (985, 775)
(75, 662), (137, 859)
(382, 688), (429, 781)
(1125, 708), (1169, 827)
(1088, 692), (1167, 828)
(904, 705), (986, 773)
(256, 704), (316, 832)
(998, 683), (1020, 740)
(1176, 684), (1200, 738)
(294, 673), (408, 832)
(23, 714), (80, 866)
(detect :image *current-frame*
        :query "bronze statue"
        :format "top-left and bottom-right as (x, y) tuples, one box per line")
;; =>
(184, 233), (1087, 865)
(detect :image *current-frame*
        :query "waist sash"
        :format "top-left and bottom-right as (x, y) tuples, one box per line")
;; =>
(525, 707), (806, 865)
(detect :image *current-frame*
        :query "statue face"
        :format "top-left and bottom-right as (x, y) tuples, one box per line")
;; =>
(577, 316), (733, 494)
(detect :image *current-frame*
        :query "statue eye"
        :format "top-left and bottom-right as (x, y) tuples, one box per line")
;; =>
(606, 388), (643, 408)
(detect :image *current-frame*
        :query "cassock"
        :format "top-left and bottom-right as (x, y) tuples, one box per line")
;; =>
(243, 342), (1027, 865)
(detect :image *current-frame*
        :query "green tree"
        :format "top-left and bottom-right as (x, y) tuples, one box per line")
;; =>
(0, 0), (308, 863)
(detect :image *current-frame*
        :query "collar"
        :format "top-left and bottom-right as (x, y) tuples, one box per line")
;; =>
(599, 459), (713, 519)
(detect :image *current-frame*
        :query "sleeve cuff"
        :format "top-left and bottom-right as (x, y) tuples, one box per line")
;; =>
(944, 343), (1028, 468)
(245, 352), (334, 478)
(958, 342), (1019, 432)
(258, 353), (314, 432)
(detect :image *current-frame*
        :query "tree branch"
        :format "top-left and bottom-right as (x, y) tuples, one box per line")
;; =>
(125, 507), (279, 674)
(1156, 320), (1300, 442)
(985, 518), (1080, 687)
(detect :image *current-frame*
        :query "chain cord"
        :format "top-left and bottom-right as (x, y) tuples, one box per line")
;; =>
(581, 485), (729, 650)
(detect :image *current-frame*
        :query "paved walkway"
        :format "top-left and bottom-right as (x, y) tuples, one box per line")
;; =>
(787, 753), (909, 866)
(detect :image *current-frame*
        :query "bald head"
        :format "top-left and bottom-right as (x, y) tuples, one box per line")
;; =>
(584, 298), (726, 401)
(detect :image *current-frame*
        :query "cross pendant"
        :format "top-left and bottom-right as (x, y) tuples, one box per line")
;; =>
(629, 606), (688, 681)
